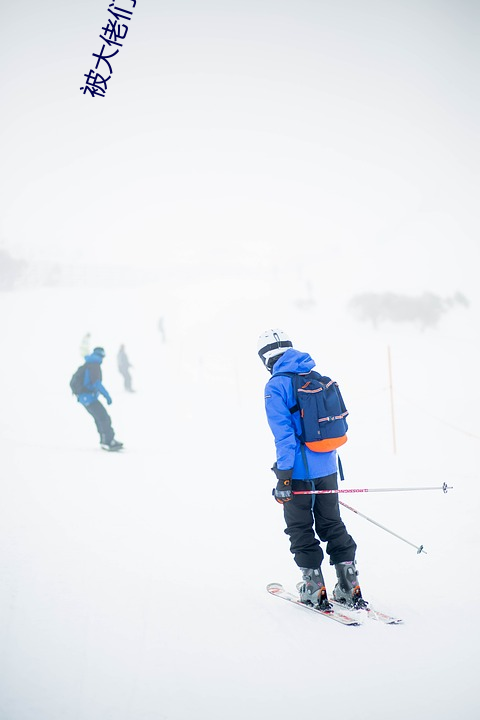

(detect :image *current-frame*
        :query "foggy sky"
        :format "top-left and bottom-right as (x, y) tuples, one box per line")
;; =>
(1, 1), (479, 294)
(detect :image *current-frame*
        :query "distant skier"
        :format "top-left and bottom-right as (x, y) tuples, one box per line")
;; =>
(257, 328), (366, 610)
(71, 346), (123, 451)
(158, 316), (166, 343)
(80, 332), (91, 358)
(117, 344), (134, 392)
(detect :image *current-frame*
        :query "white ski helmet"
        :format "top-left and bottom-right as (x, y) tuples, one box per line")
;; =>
(257, 328), (293, 369)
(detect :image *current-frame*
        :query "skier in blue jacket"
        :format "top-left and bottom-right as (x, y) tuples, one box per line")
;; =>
(258, 329), (366, 610)
(77, 347), (123, 451)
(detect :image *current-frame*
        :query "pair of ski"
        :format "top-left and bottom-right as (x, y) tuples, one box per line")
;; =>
(267, 583), (402, 626)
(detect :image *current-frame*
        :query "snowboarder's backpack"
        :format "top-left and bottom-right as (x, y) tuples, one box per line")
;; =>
(70, 364), (88, 395)
(276, 371), (348, 452)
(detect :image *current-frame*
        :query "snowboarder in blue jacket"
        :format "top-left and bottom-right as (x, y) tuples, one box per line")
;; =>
(76, 347), (123, 451)
(258, 329), (366, 610)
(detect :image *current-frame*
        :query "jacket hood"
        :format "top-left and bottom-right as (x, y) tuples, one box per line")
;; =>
(271, 348), (315, 375)
(85, 352), (103, 364)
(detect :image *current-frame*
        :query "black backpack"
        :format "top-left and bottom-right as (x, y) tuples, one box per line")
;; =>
(70, 364), (87, 395)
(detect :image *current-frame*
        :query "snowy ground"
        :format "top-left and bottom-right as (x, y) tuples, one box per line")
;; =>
(1, 275), (479, 720)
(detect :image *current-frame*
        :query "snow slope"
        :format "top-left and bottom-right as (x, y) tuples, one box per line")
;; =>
(0, 274), (478, 720)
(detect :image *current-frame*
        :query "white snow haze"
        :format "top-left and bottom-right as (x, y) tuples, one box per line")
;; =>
(1, 2), (479, 719)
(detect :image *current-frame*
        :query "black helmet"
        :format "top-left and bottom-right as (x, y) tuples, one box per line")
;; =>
(93, 346), (106, 358)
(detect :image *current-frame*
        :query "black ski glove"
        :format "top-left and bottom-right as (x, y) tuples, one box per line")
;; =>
(271, 464), (293, 504)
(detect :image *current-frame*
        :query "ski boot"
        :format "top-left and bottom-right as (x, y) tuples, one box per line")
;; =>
(101, 439), (124, 452)
(297, 568), (332, 611)
(333, 561), (368, 609)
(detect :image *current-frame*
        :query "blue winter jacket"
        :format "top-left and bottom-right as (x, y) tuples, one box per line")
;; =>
(264, 348), (337, 480)
(77, 351), (112, 407)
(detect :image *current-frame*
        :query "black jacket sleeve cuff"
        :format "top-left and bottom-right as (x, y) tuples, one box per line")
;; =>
(272, 464), (293, 481)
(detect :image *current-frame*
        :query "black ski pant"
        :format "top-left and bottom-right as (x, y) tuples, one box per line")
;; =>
(83, 400), (114, 444)
(283, 473), (356, 570)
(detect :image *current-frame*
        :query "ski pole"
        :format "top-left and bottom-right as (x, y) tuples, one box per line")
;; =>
(338, 499), (427, 554)
(292, 482), (452, 496)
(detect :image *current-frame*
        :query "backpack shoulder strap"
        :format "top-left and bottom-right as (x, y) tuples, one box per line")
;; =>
(273, 371), (303, 414)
